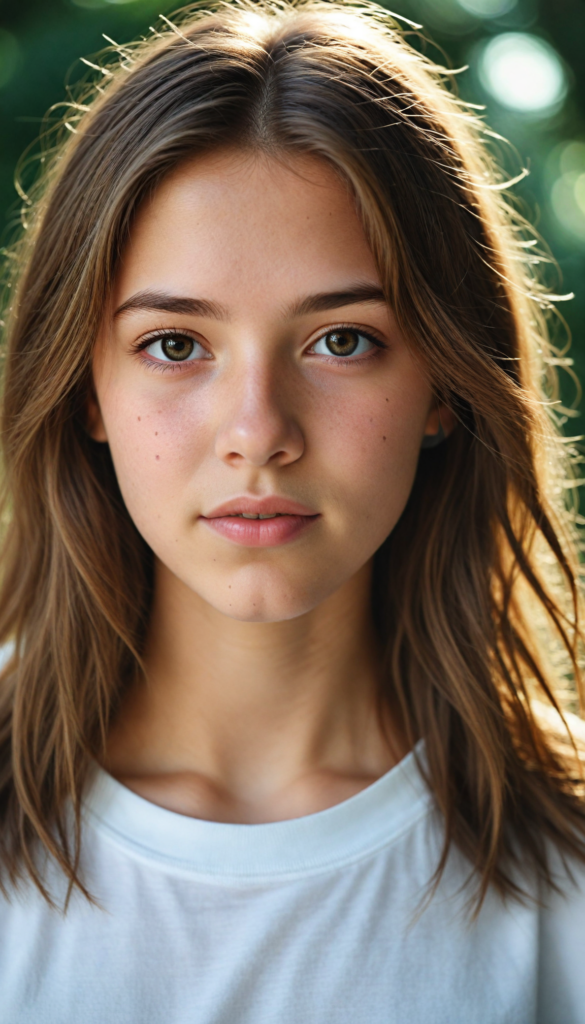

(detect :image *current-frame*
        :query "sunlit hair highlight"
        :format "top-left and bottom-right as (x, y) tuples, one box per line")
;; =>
(0, 0), (584, 908)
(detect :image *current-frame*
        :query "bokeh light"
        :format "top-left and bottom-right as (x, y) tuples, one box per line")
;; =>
(457, 0), (517, 18)
(72, 0), (143, 6)
(478, 32), (568, 114)
(414, 0), (476, 36)
(549, 141), (585, 245)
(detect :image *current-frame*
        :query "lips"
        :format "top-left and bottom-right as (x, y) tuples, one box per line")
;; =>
(204, 497), (317, 519)
(201, 496), (319, 547)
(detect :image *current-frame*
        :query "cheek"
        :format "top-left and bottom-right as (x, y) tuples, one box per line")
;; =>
(100, 382), (212, 529)
(314, 379), (428, 524)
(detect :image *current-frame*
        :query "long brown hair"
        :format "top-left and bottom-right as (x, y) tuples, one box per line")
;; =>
(1, 0), (584, 907)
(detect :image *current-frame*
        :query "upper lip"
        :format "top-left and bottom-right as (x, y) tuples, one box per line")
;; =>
(203, 496), (318, 518)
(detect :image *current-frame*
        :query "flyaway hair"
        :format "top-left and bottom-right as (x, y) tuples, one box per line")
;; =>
(0, 0), (584, 908)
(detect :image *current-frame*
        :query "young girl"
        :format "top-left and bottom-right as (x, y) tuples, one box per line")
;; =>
(0, 1), (584, 1020)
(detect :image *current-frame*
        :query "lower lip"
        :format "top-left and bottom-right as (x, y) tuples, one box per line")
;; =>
(202, 514), (318, 547)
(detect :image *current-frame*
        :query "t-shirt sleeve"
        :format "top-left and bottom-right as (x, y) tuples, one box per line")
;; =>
(538, 853), (585, 1024)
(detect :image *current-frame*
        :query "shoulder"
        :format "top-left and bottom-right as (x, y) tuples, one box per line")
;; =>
(537, 842), (585, 1023)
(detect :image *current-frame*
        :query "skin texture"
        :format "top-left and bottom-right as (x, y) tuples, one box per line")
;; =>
(92, 150), (453, 823)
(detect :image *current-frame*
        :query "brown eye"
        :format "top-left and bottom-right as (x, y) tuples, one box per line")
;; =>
(161, 335), (195, 361)
(325, 330), (359, 356)
(143, 333), (209, 364)
(312, 329), (376, 359)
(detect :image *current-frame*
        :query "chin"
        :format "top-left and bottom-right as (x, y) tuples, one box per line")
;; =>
(200, 572), (329, 624)
(175, 560), (339, 623)
(210, 592), (317, 624)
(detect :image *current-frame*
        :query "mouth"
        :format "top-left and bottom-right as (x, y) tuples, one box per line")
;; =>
(201, 497), (319, 547)
(222, 512), (285, 520)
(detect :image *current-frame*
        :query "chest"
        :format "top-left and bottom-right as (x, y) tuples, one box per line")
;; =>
(0, 852), (538, 1024)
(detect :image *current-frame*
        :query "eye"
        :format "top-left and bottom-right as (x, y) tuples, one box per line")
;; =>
(311, 329), (377, 358)
(143, 333), (209, 362)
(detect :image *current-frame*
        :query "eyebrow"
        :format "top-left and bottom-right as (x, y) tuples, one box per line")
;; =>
(113, 284), (387, 322)
(113, 290), (229, 321)
(286, 285), (387, 318)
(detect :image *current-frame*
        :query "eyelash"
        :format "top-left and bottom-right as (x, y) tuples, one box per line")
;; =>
(132, 323), (387, 371)
(132, 328), (205, 373)
(307, 324), (387, 363)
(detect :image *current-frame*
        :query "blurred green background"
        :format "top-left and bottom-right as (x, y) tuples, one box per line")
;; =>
(0, 0), (584, 393)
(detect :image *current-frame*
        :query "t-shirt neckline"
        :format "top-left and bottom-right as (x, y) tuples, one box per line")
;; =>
(84, 744), (430, 882)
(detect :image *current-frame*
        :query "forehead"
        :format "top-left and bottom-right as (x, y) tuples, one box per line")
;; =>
(113, 150), (380, 312)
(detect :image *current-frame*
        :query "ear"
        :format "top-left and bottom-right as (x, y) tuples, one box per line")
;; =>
(86, 388), (108, 443)
(423, 402), (458, 441)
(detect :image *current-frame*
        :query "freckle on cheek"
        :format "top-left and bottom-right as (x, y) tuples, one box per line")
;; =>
(155, 455), (160, 461)
(137, 416), (141, 421)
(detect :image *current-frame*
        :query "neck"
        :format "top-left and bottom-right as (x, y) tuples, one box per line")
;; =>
(105, 559), (403, 822)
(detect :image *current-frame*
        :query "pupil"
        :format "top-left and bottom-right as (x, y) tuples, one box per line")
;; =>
(162, 336), (194, 361)
(325, 330), (359, 356)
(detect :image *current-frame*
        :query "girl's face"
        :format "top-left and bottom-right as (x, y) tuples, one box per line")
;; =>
(92, 150), (440, 622)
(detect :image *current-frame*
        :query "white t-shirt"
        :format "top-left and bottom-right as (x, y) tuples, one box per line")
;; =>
(1, 748), (584, 1023)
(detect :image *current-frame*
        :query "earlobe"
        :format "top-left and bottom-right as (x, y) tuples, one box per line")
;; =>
(422, 403), (457, 449)
(86, 390), (108, 443)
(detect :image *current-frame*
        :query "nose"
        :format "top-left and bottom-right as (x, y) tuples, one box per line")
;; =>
(214, 362), (305, 469)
